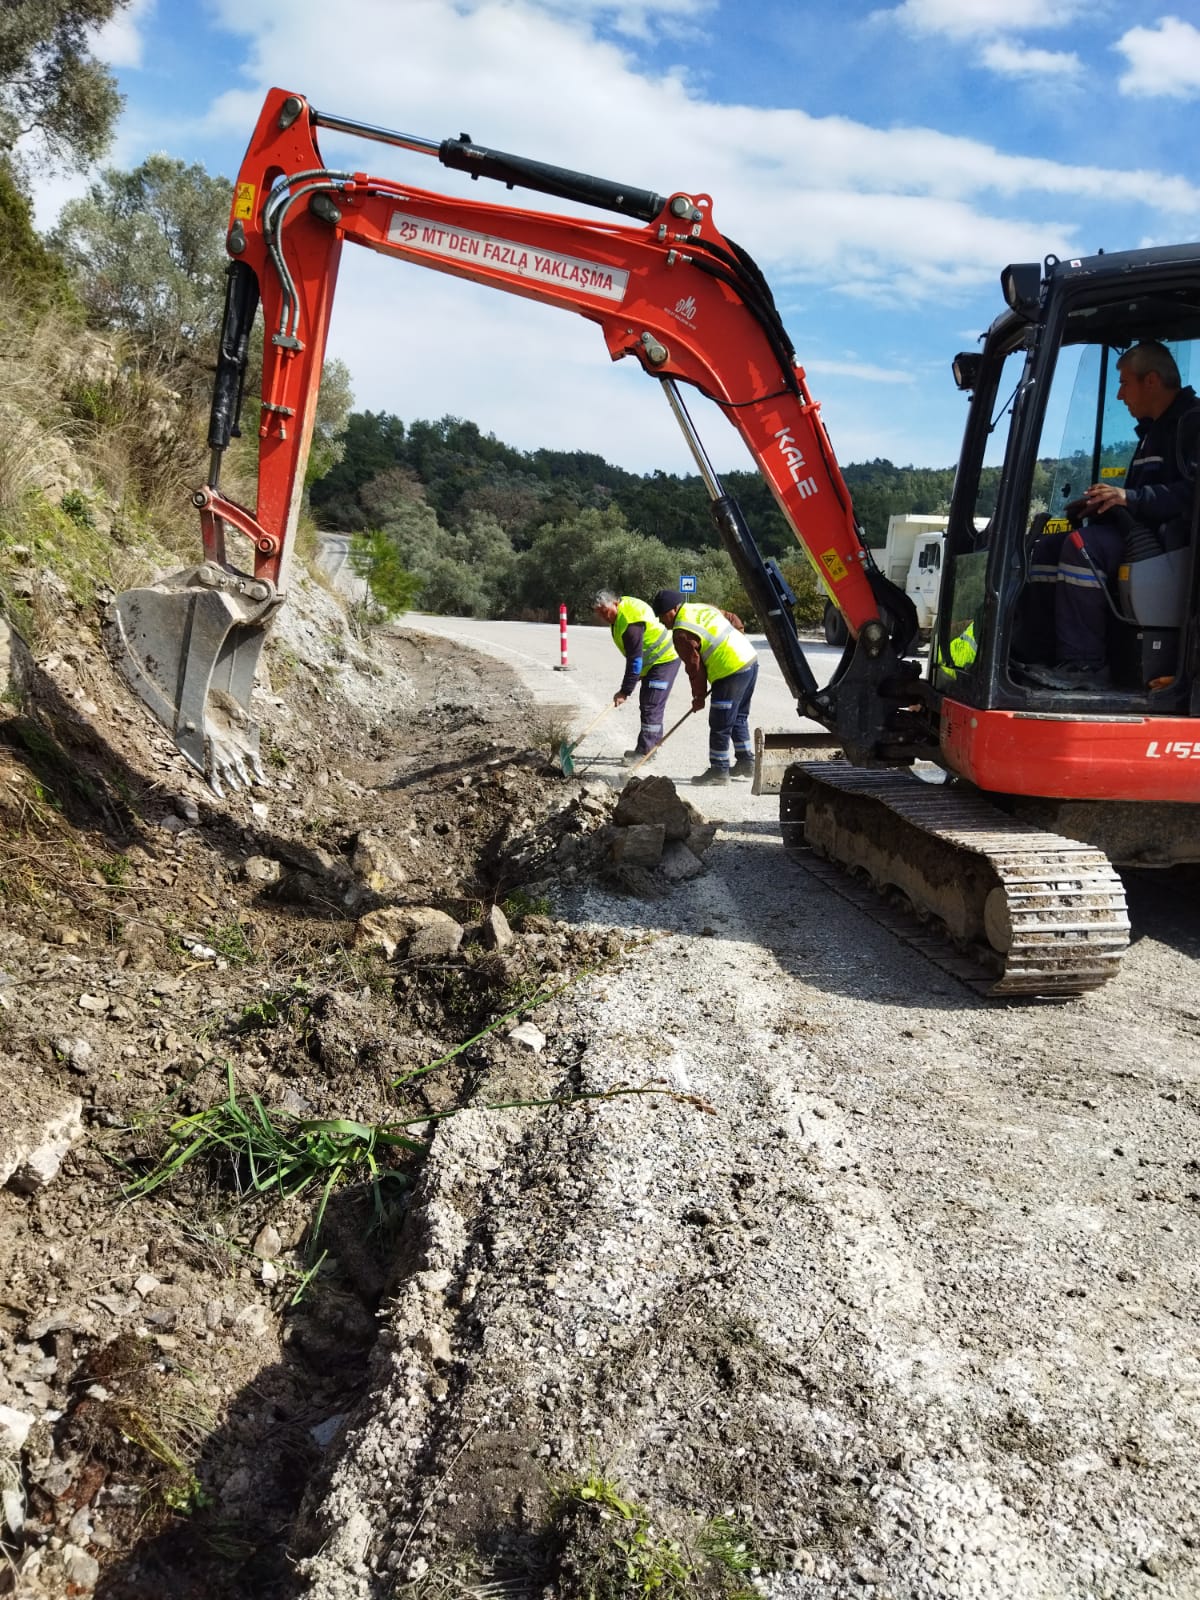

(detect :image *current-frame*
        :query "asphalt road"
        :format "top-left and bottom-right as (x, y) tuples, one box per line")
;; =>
(396, 611), (841, 790)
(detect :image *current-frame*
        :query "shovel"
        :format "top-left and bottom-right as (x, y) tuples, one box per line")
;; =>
(623, 703), (700, 778)
(558, 701), (616, 776)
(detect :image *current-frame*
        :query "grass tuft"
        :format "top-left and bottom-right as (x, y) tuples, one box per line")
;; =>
(549, 1473), (693, 1599)
(124, 1062), (429, 1239)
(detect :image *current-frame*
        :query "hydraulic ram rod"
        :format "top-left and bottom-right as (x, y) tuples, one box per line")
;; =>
(311, 104), (666, 221)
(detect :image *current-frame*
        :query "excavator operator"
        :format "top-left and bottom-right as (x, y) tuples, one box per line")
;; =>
(1024, 341), (1200, 689)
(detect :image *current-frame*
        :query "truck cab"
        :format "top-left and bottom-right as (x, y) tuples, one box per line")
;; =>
(823, 513), (948, 646)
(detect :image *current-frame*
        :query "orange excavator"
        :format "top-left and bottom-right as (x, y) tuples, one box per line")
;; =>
(109, 88), (1200, 997)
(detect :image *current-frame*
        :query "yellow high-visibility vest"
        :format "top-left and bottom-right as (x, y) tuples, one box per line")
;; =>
(672, 601), (757, 681)
(612, 597), (677, 674)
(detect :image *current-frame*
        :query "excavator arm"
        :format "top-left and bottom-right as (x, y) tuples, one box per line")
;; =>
(110, 87), (918, 791)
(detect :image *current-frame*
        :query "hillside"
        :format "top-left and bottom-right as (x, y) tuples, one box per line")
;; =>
(0, 548), (672, 1596)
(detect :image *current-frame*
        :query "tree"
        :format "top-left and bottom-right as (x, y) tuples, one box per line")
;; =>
(360, 465), (427, 522)
(364, 497), (518, 618)
(50, 154), (231, 367)
(0, 1), (126, 177)
(0, 154), (73, 307)
(349, 528), (421, 619)
(514, 506), (677, 618)
(306, 357), (354, 487)
(309, 410), (408, 529)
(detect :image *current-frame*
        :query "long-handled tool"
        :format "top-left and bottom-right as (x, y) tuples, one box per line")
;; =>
(558, 701), (617, 776)
(623, 704), (699, 778)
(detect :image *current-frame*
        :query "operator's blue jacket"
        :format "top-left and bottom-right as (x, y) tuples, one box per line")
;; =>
(1125, 385), (1200, 553)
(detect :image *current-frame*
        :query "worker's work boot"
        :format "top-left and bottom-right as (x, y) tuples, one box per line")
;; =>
(692, 765), (730, 786)
(622, 747), (651, 766)
(730, 755), (755, 780)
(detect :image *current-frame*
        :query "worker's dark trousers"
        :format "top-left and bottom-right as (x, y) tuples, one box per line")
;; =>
(635, 657), (681, 753)
(1026, 524), (1126, 668)
(708, 659), (758, 768)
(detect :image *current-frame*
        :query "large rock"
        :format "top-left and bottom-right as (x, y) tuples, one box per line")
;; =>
(0, 1404), (36, 1455)
(351, 831), (408, 892)
(482, 904), (514, 951)
(613, 776), (696, 841)
(408, 912), (464, 960)
(661, 841), (706, 882)
(2, 1093), (83, 1194)
(242, 854), (283, 886)
(355, 906), (463, 960)
(610, 822), (666, 867)
(686, 820), (718, 857)
(0, 610), (32, 704)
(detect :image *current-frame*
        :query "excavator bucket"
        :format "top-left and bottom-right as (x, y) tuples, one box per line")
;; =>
(752, 727), (843, 795)
(106, 563), (280, 796)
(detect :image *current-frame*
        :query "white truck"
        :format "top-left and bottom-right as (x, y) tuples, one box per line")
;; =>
(822, 513), (949, 647)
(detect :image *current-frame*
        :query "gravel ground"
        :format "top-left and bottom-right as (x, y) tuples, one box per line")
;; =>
(296, 623), (1200, 1600)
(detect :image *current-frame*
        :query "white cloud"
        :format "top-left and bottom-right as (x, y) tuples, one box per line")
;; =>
(91, 0), (157, 69)
(43, 0), (1194, 469)
(199, 0), (1200, 276)
(876, 0), (1087, 41)
(531, 0), (715, 42)
(1115, 15), (1200, 99)
(804, 359), (915, 385)
(981, 40), (1082, 79)
(172, 0), (1200, 470)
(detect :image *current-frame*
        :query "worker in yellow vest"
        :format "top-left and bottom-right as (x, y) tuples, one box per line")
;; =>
(651, 589), (759, 786)
(937, 619), (978, 681)
(591, 590), (682, 764)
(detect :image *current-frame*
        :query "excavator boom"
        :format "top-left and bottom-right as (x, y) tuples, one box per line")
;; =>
(109, 87), (913, 792)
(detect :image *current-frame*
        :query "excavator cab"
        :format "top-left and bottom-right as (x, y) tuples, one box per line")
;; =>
(924, 246), (1200, 827)
(774, 249), (1199, 996)
(934, 250), (1200, 712)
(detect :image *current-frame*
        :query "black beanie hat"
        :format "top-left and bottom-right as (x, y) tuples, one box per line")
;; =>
(652, 588), (684, 617)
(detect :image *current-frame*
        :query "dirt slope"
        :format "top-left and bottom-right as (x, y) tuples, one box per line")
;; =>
(0, 584), (638, 1599)
(2, 587), (1199, 1600)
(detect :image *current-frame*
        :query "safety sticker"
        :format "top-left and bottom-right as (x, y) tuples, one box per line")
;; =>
(1100, 466), (1127, 479)
(233, 182), (256, 221)
(386, 212), (629, 303)
(819, 549), (848, 583)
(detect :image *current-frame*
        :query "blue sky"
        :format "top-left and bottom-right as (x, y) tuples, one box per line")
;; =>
(32, 0), (1200, 476)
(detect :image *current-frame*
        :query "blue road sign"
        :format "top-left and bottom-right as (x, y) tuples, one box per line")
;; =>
(679, 574), (697, 593)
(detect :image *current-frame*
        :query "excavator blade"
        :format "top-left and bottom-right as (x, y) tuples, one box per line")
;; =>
(106, 565), (280, 796)
(780, 761), (1130, 998)
(752, 726), (843, 795)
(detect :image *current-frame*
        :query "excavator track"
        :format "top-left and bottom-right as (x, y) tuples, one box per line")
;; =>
(780, 762), (1130, 998)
